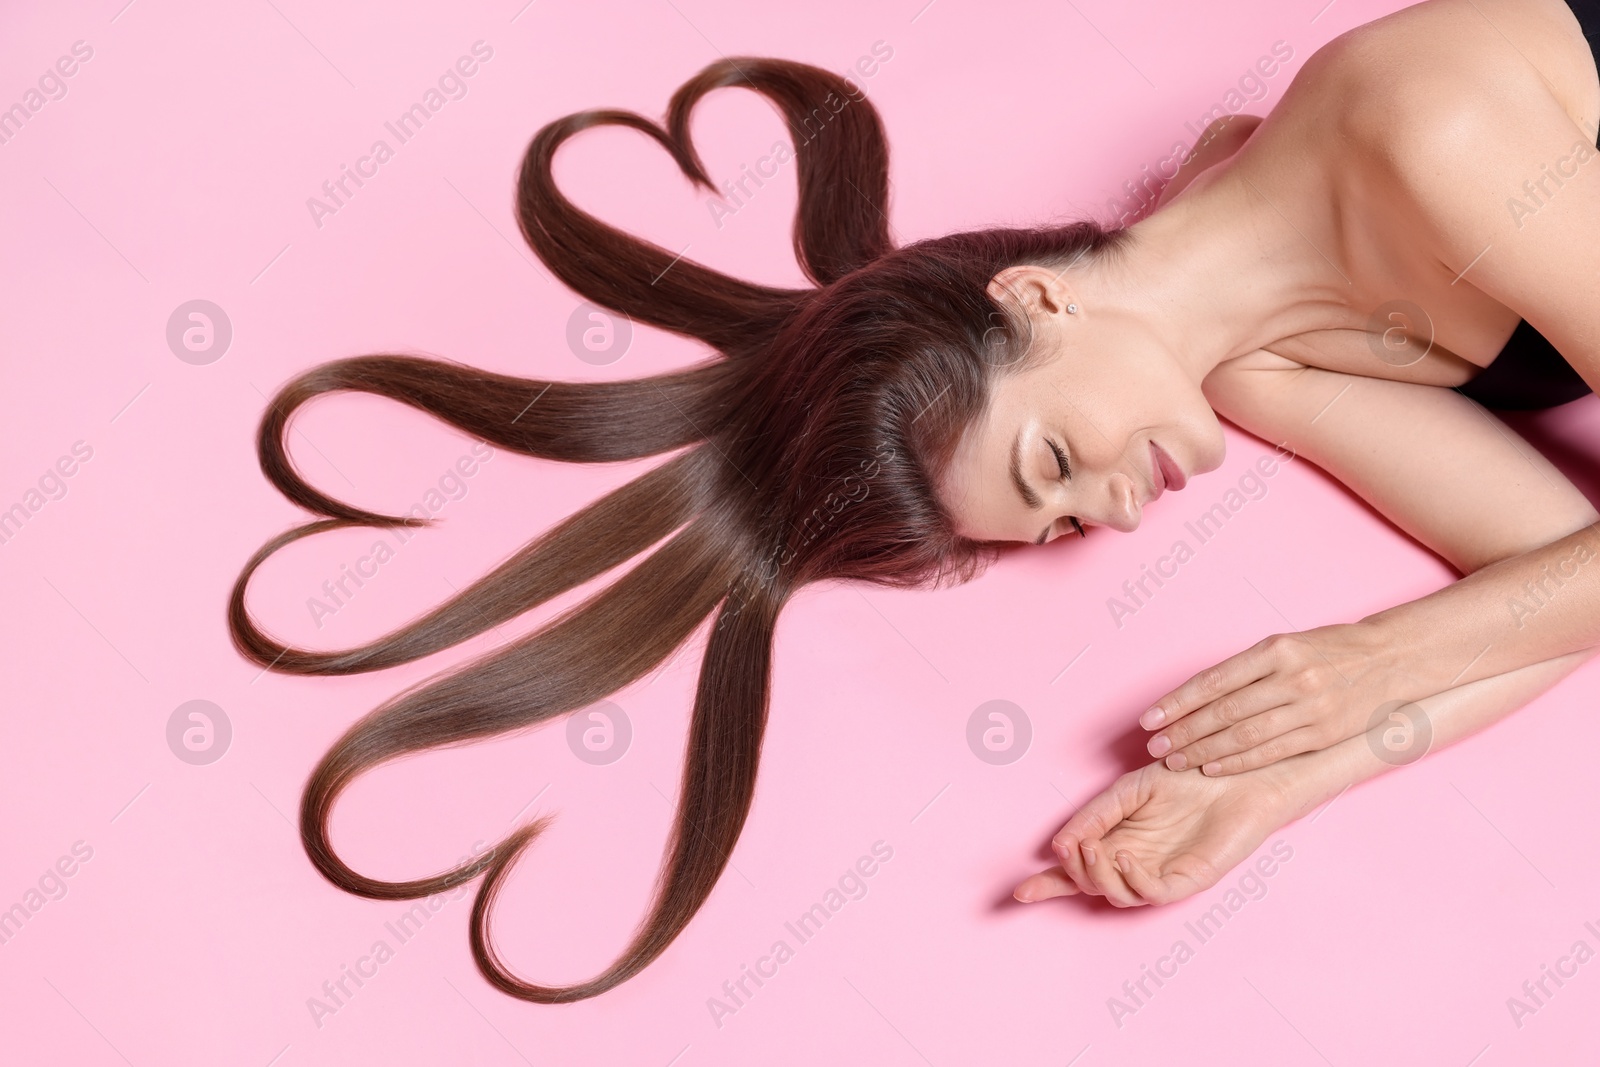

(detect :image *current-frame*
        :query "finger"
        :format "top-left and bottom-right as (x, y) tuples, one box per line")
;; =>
(1054, 834), (1090, 892)
(1082, 838), (1143, 907)
(1014, 865), (1079, 902)
(1199, 725), (1325, 776)
(1070, 837), (1104, 896)
(1140, 639), (1279, 732)
(1166, 702), (1298, 770)
(1051, 785), (1137, 855)
(1149, 679), (1292, 763)
(1114, 850), (1170, 905)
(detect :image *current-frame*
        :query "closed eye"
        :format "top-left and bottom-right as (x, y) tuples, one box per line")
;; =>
(1047, 438), (1071, 480)
(1046, 438), (1086, 541)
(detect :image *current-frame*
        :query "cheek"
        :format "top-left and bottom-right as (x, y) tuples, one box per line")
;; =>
(1127, 362), (1207, 426)
(1066, 349), (1155, 403)
(1063, 364), (1169, 430)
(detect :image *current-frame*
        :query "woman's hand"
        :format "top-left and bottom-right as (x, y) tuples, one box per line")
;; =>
(1012, 759), (1292, 907)
(1139, 623), (1417, 776)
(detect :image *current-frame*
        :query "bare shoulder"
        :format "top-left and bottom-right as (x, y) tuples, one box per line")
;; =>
(1308, 0), (1598, 161)
(1155, 114), (1264, 208)
(1302, 0), (1600, 379)
(1200, 346), (1599, 575)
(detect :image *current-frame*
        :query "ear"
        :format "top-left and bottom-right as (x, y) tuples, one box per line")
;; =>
(985, 266), (1028, 304)
(987, 265), (1078, 317)
(1034, 274), (1078, 317)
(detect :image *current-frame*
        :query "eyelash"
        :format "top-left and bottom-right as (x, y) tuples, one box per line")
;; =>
(1047, 439), (1071, 480)
(1047, 439), (1087, 539)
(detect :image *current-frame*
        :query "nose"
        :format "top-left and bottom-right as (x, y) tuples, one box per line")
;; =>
(1095, 471), (1143, 533)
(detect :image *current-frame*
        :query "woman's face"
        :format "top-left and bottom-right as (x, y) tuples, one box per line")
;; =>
(939, 265), (1227, 544)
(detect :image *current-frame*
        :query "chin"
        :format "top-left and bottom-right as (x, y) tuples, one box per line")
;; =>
(1193, 431), (1226, 477)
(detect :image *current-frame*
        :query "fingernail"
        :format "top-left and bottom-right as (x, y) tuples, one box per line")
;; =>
(1083, 844), (1096, 866)
(1116, 853), (1131, 874)
(1202, 761), (1221, 775)
(1140, 706), (1166, 729)
(1166, 753), (1187, 770)
(1052, 833), (1073, 852)
(1014, 888), (1032, 903)
(1148, 735), (1171, 757)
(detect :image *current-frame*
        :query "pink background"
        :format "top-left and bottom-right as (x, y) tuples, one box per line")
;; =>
(5, 0), (1600, 1063)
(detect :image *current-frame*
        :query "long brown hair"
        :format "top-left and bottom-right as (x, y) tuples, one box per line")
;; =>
(229, 54), (1130, 1003)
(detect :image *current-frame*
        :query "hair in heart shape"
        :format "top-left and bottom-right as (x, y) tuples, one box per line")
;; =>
(229, 55), (1130, 1003)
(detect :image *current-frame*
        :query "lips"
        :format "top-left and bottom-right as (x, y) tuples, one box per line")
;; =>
(1149, 440), (1187, 500)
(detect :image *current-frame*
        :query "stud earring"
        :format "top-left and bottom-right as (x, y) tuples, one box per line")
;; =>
(1066, 303), (1079, 314)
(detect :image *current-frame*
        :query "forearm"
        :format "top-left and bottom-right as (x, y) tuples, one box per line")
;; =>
(1269, 644), (1598, 819)
(1363, 520), (1600, 696)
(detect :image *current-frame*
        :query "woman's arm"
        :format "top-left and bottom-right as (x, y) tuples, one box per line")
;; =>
(1021, 9), (1600, 901)
(1143, 353), (1600, 776)
(1145, 521), (1600, 777)
(1016, 641), (1598, 906)
(1358, 519), (1600, 690)
(1145, 23), (1600, 772)
(1275, 643), (1597, 820)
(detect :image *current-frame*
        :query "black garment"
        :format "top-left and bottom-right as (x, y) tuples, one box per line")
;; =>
(1452, 0), (1599, 410)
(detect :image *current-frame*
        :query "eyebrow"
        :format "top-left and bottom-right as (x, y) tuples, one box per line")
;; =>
(1007, 427), (1053, 545)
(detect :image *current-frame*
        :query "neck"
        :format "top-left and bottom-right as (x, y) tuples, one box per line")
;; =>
(1078, 170), (1348, 385)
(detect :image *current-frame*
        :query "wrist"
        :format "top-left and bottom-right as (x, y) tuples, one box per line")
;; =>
(1255, 733), (1385, 823)
(1354, 608), (1410, 670)
(1354, 608), (1452, 701)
